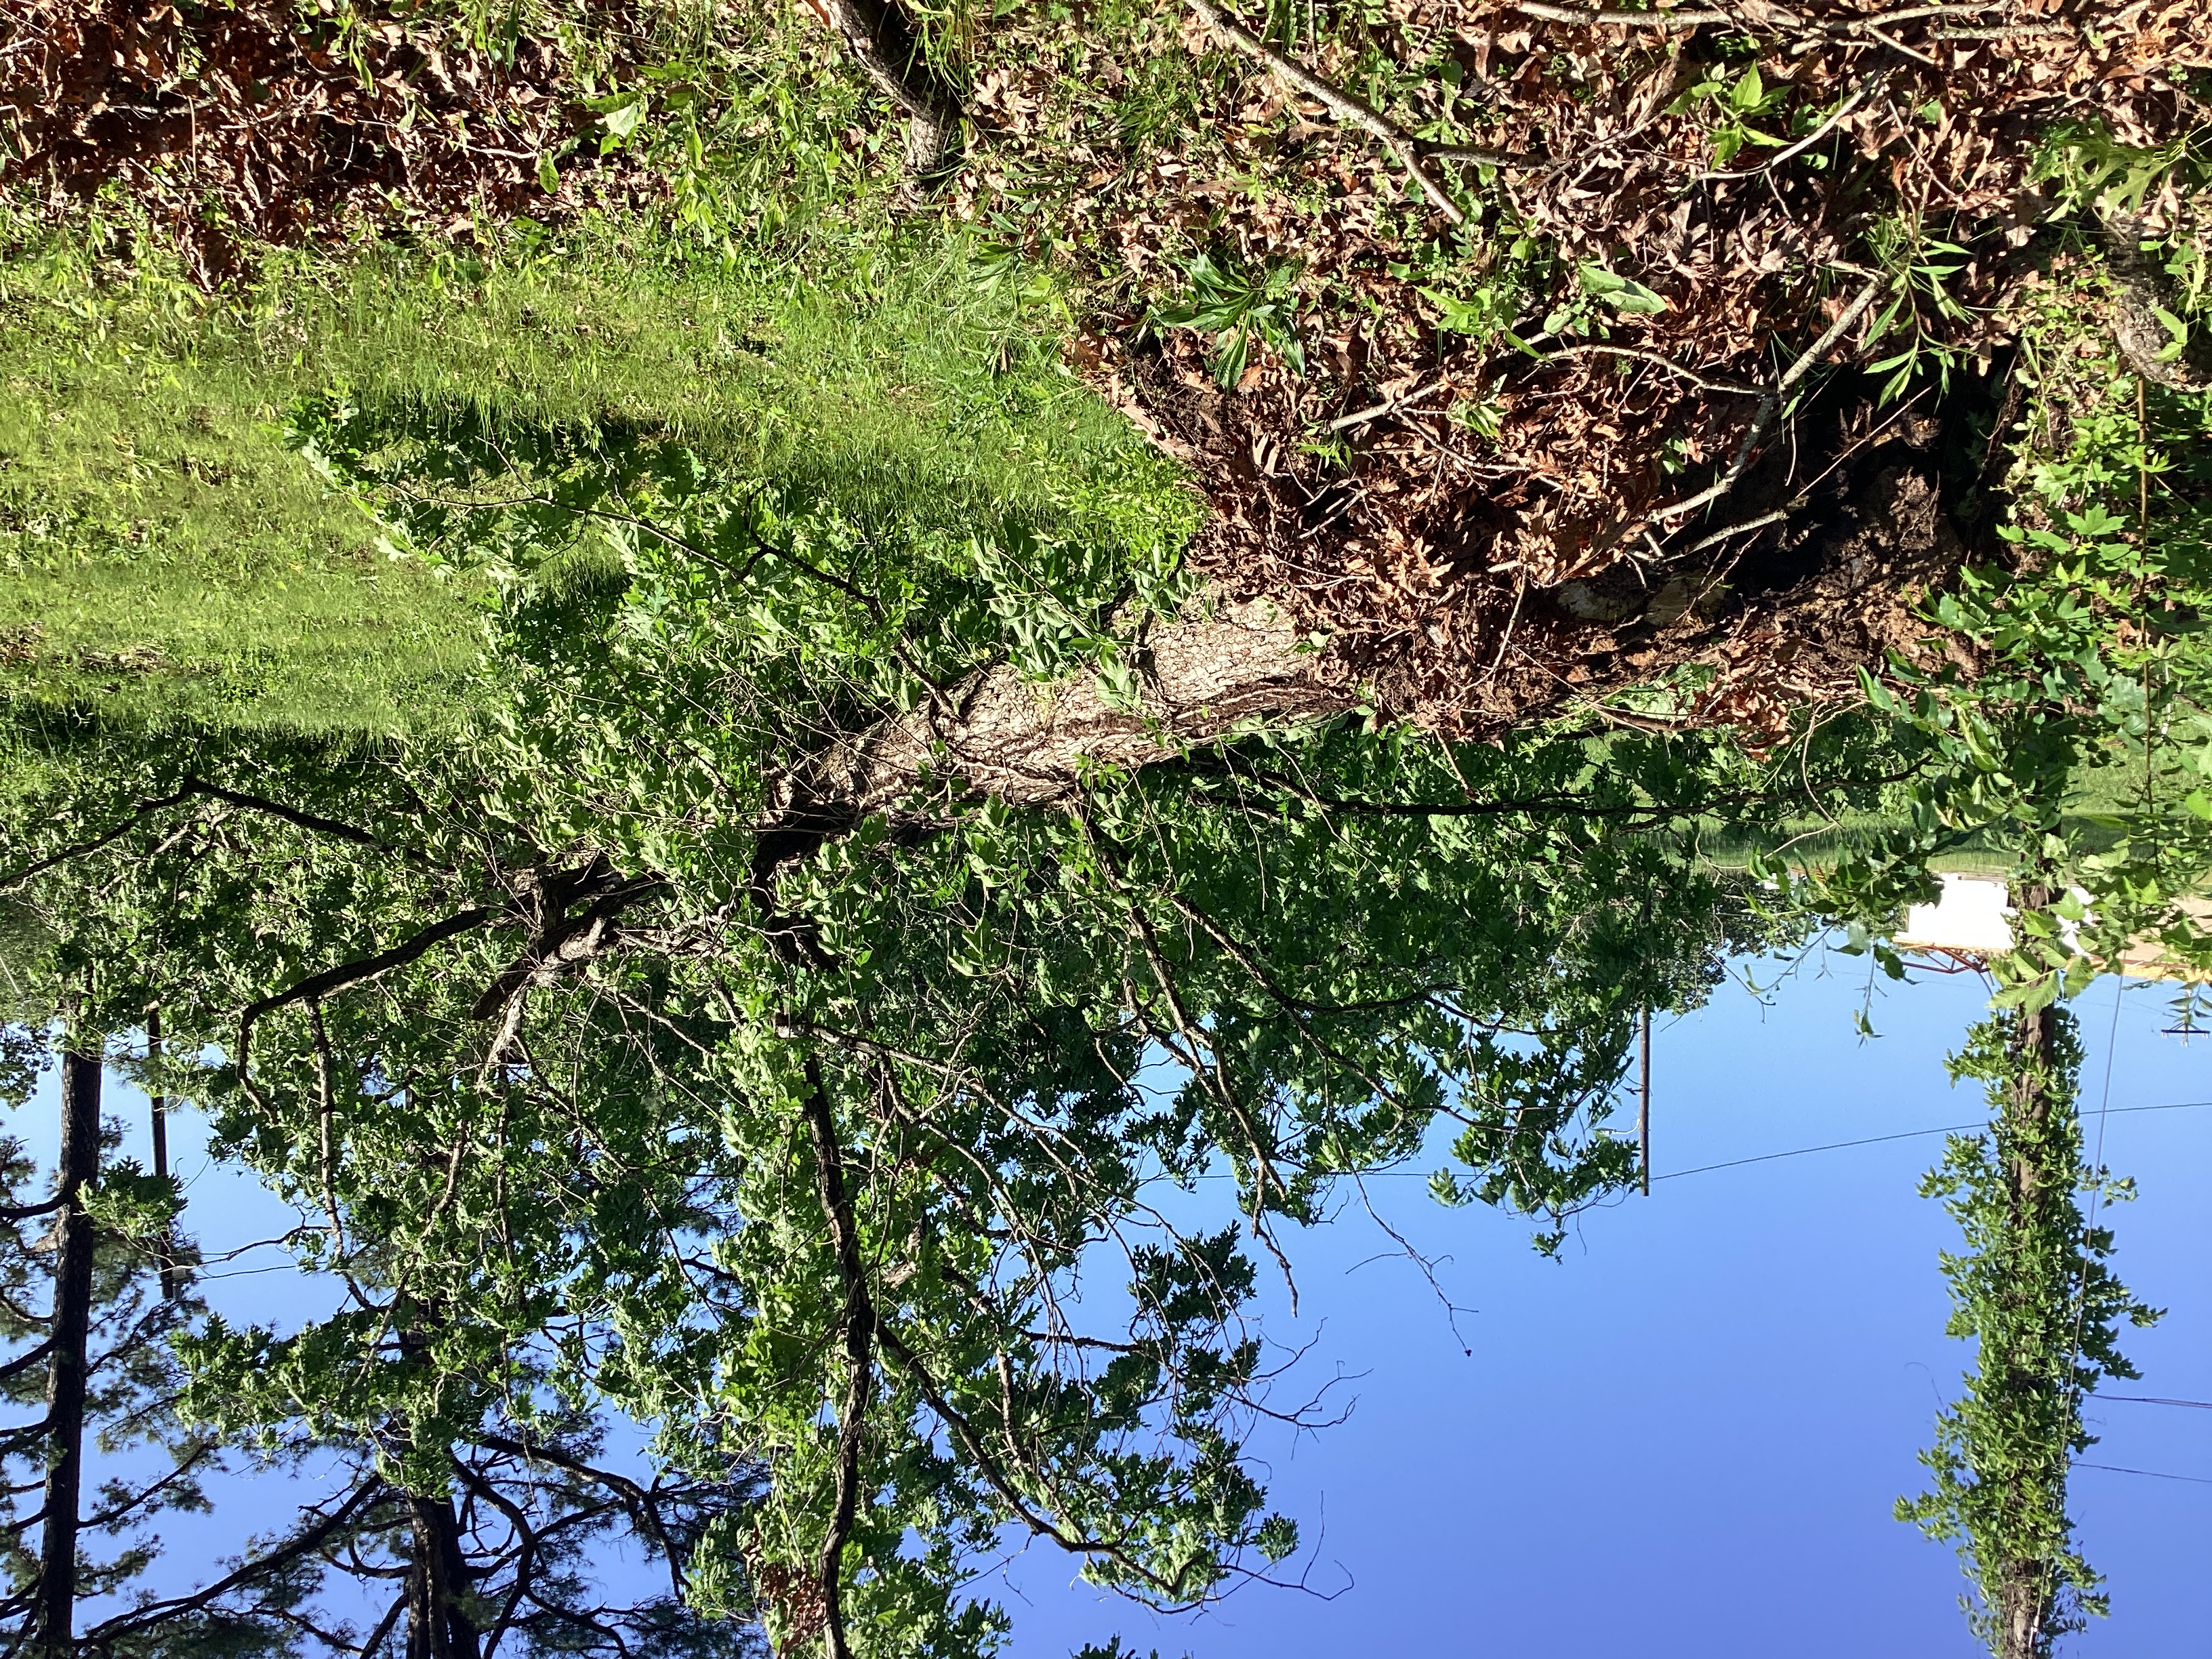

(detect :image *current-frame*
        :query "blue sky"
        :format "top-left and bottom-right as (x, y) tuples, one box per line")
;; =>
(14, 948), (2209, 1656)
(982, 953), (2212, 1658)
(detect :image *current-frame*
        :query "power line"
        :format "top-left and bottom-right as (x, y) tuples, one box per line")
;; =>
(2076, 1462), (2212, 1487)
(1180, 1099), (2212, 1183)
(1652, 1098), (2212, 1183)
(1652, 1122), (1986, 1181)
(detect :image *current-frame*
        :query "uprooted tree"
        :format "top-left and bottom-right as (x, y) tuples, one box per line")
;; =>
(0, 396), (1911, 1651)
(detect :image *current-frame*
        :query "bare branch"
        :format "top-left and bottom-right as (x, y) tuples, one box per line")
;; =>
(237, 906), (502, 1079)
(1185, 0), (1542, 226)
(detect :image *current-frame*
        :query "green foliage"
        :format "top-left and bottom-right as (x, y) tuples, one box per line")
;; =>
(1670, 62), (1790, 166)
(1148, 253), (1305, 388)
(1774, 251), (2212, 998)
(0, 384), (1855, 1652)
(1575, 263), (1669, 317)
(2034, 119), (2212, 226)
(1897, 993), (2158, 1656)
(1864, 214), (1978, 403)
(1765, 218), (2207, 1658)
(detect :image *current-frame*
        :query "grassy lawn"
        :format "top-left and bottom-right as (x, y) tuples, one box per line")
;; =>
(0, 213), (1169, 739)
(0, 302), (484, 737)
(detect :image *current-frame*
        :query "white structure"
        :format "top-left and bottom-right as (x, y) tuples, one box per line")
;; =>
(1890, 873), (2207, 981)
(1893, 874), (2019, 955)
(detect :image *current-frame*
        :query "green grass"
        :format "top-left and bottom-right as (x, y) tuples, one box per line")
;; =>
(0, 209), (1174, 738)
(1696, 745), (2176, 874)
(0, 299), (485, 736)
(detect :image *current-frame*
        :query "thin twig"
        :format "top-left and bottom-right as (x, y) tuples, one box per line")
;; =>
(1683, 506), (1791, 553)
(1864, 23), (1940, 64)
(1186, 0), (1468, 223)
(1537, 344), (1765, 397)
(1327, 382), (1450, 430)
(1931, 21), (2073, 38)
(1515, 3), (1732, 27)
(1645, 275), (1884, 528)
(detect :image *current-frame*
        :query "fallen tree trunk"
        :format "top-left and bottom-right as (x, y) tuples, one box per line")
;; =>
(792, 596), (1349, 821)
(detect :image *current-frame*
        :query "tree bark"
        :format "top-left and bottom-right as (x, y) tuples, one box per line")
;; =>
(405, 1488), (482, 1659)
(2098, 213), (2212, 392)
(146, 1004), (176, 1301)
(789, 597), (1347, 824)
(800, 1056), (875, 1659)
(37, 1046), (102, 1658)
(806, 0), (964, 179)
(1995, 879), (2057, 1659)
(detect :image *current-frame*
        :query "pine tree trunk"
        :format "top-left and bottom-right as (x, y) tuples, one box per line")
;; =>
(146, 1004), (177, 1301)
(404, 1488), (483, 1659)
(36, 1047), (102, 1657)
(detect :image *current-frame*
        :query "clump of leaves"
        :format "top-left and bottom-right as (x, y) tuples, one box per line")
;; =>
(1149, 252), (1305, 388)
(1864, 212), (1979, 401)
(1671, 62), (1792, 166)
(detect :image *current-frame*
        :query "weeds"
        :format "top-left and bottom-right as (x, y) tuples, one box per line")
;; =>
(1149, 251), (1305, 388)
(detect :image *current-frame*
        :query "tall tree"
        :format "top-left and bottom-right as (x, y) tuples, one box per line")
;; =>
(34, 1039), (101, 1657)
(1897, 884), (2160, 1659)
(0, 390), (1906, 1654)
(0, 1025), (209, 1658)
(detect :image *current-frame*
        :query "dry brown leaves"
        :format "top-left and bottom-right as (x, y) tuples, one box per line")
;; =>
(0, 0), (678, 277)
(960, 0), (2210, 738)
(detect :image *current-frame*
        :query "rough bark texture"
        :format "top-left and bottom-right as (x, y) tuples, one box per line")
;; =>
(405, 1488), (483, 1659)
(2100, 213), (2212, 392)
(805, 0), (964, 179)
(36, 1048), (101, 1657)
(801, 1056), (876, 1659)
(798, 596), (1346, 821)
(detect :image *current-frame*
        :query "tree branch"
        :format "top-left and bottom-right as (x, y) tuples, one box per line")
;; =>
(1186, 0), (1540, 226)
(78, 1477), (385, 1641)
(0, 776), (424, 893)
(799, 1054), (876, 1659)
(237, 907), (502, 1082)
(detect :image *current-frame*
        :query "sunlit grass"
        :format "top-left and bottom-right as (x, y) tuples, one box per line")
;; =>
(0, 209), (1172, 738)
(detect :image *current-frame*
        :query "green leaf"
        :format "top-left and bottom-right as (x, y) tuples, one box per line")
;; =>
(2151, 304), (2188, 360)
(1577, 264), (1668, 314)
(598, 94), (647, 154)
(1419, 287), (1495, 335)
